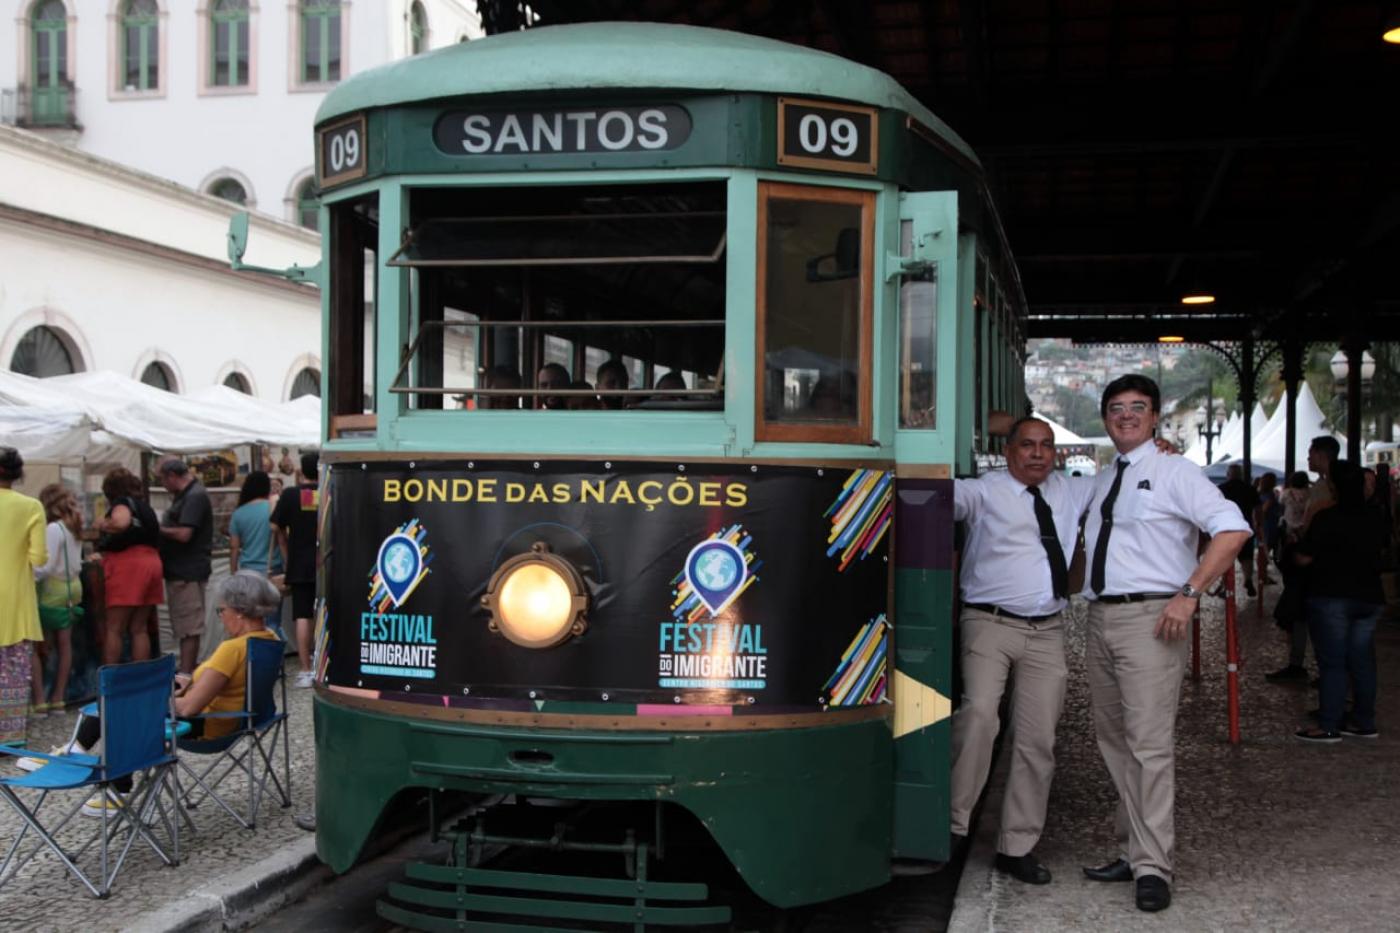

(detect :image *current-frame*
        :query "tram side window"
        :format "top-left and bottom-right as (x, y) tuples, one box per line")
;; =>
(390, 181), (726, 412)
(328, 193), (377, 434)
(898, 219), (937, 430)
(757, 183), (873, 444)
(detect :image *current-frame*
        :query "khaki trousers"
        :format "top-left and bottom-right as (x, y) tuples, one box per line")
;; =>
(1086, 599), (1189, 882)
(949, 607), (1067, 857)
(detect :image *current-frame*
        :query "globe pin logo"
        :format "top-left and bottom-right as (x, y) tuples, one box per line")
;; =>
(376, 532), (423, 608)
(684, 539), (748, 617)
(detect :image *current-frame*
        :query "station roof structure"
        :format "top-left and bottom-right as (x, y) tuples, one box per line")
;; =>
(480, 0), (1400, 348)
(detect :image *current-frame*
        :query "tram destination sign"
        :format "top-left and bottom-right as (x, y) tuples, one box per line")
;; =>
(433, 105), (693, 156)
(776, 97), (879, 175)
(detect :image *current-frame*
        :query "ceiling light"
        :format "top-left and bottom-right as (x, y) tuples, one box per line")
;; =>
(1384, 14), (1400, 43)
(1158, 336), (1186, 343)
(1180, 293), (1216, 306)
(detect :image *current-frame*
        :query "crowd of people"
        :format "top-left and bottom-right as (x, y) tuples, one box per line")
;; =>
(0, 444), (322, 813)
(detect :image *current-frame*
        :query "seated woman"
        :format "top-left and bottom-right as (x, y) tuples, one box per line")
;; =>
(62, 571), (283, 816)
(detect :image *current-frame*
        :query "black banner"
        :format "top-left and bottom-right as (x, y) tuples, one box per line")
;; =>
(326, 461), (892, 709)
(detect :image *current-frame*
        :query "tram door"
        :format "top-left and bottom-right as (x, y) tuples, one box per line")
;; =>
(890, 190), (960, 860)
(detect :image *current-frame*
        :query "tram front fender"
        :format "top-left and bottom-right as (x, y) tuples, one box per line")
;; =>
(313, 693), (892, 906)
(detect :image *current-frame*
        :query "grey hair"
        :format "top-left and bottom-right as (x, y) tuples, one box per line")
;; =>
(218, 571), (283, 620)
(158, 458), (190, 476)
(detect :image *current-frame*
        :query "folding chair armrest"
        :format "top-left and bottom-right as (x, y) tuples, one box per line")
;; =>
(0, 746), (101, 767)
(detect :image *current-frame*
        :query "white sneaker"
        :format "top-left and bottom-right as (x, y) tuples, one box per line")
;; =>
(14, 741), (80, 773)
(294, 670), (316, 689)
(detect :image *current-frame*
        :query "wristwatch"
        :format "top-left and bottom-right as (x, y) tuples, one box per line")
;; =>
(1179, 583), (1202, 600)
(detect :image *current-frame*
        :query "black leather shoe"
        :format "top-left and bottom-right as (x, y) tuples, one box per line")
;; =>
(1135, 874), (1171, 911)
(994, 852), (1051, 884)
(1082, 857), (1133, 882)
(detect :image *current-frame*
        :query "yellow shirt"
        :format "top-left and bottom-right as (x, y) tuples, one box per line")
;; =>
(192, 630), (281, 738)
(0, 488), (46, 647)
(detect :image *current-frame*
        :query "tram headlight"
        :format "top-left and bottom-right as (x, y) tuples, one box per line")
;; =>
(482, 542), (588, 648)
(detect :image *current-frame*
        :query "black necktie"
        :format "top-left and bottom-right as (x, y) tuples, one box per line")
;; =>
(1090, 458), (1130, 595)
(1028, 485), (1069, 600)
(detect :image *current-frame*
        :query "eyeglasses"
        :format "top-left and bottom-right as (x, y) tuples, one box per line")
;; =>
(1106, 401), (1151, 417)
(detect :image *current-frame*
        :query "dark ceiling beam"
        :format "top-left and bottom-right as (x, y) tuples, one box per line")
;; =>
(978, 132), (1363, 160)
(1165, 0), (1315, 288)
(817, 0), (880, 67)
(1028, 313), (1400, 344)
(955, 0), (990, 114)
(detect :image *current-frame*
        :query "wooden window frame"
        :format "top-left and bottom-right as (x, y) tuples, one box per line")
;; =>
(754, 181), (874, 445)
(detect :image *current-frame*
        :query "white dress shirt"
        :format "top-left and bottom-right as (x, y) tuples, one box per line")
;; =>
(954, 470), (1097, 616)
(1081, 439), (1251, 598)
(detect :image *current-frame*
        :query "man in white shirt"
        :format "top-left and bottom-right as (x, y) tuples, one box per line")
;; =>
(1079, 375), (1249, 913)
(951, 417), (1096, 885)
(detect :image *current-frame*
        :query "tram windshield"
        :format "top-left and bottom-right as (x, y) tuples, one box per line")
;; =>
(390, 181), (726, 412)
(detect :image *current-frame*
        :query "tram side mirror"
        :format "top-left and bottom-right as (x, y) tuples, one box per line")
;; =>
(805, 227), (861, 282)
(227, 211), (250, 265)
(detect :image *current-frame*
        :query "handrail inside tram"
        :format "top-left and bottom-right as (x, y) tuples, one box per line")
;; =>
(389, 319), (725, 400)
(388, 214), (728, 268)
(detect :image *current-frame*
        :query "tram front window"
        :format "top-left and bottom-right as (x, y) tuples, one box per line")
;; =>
(756, 183), (873, 444)
(389, 181), (726, 412)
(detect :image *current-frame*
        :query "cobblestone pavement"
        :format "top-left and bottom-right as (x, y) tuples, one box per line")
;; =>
(0, 657), (318, 932)
(952, 582), (1400, 932)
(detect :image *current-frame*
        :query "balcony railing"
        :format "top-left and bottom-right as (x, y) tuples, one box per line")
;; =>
(14, 81), (80, 130)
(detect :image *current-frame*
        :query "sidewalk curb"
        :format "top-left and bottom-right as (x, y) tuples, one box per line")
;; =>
(946, 726), (1012, 933)
(125, 834), (326, 933)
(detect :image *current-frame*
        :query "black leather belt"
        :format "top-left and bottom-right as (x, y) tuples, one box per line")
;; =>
(1096, 592), (1177, 604)
(964, 602), (1059, 623)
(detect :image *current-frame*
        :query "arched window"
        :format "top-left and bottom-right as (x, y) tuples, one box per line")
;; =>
(208, 177), (247, 205)
(211, 0), (249, 87)
(121, 0), (159, 91)
(10, 325), (77, 377)
(295, 177), (318, 230)
(409, 1), (427, 54)
(140, 361), (175, 391)
(223, 371), (251, 393)
(290, 366), (321, 399)
(29, 1), (70, 126)
(300, 1), (341, 84)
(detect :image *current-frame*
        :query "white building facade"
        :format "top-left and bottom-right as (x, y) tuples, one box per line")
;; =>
(0, 0), (481, 398)
(1, 124), (325, 401)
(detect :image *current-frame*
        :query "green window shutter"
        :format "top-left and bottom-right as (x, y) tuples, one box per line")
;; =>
(301, 1), (341, 84)
(211, 0), (249, 87)
(122, 0), (159, 91)
(30, 0), (68, 125)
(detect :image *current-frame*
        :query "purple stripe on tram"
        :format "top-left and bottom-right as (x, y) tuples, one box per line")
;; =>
(894, 478), (954, 571)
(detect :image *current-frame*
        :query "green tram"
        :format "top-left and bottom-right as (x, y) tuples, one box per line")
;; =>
(268, 21), (1028, 926)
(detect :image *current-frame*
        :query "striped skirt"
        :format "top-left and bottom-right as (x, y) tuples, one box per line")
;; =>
(0, 640), (34, 744)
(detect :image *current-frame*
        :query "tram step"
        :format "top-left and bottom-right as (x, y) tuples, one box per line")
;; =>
(377, 853), (731, 931)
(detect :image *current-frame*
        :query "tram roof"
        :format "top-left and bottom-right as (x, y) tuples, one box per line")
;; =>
(315, 22), (979, 168)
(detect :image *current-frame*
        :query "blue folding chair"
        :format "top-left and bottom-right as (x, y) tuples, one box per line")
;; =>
(177, 637), (291, 829)
(0, 654), (181, 898)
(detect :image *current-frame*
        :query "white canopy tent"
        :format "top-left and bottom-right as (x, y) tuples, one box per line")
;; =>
(1211, 402), (1270, 464)
(0, 370), (320, 457)
(1031, 410), (1089, 445)
(1207, 382), (1340, 477)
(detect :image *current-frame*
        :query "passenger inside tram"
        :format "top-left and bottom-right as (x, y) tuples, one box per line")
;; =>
(536, 363), (570, 410)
